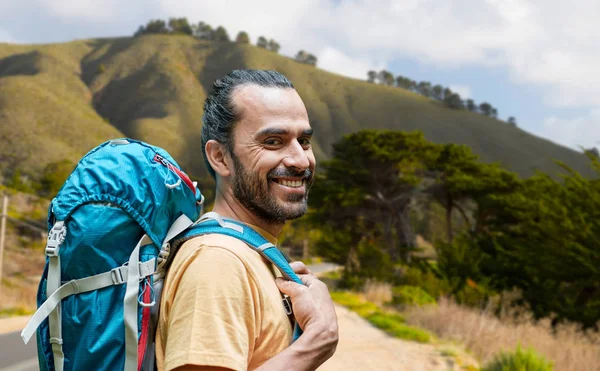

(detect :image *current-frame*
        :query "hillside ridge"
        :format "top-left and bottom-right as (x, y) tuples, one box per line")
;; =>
(0, 35), (593, 179)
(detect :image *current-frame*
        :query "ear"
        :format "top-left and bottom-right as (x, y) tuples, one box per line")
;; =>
(205, 140), (231, 178)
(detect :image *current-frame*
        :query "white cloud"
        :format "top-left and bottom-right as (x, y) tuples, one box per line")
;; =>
(43, 0), (118, 19)
(536, 110), (600, 150)
(317, 47), (385, 80)
(449, 85), (472, 99)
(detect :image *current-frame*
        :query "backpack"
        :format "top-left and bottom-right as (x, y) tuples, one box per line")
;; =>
(20, 138), (303, 371)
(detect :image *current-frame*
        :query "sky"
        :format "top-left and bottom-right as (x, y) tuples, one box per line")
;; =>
(0, 0), (598, 152)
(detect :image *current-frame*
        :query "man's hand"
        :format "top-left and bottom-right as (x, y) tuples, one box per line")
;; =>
(273, 261), (339, 367)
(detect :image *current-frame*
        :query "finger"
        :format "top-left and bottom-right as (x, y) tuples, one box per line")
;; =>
(275, 277), (307, 298)
(297, 273), (320, 287)
(289, 261), (311, 275)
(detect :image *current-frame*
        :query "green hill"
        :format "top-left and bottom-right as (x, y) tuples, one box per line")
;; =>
(0, 34), (594, 180)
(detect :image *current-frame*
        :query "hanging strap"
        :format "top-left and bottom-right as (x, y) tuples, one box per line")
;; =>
(124, 234), (153, 371)
(21, 258), (156, 344)
(45, 221), (66, 371)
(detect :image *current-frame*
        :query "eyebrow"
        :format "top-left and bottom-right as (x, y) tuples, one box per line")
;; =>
(255, 128), (314, 137)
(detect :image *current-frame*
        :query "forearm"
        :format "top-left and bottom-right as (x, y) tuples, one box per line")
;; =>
(254, 328), (337, 371)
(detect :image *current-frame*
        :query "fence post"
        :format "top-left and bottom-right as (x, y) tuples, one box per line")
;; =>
(0, 194), (8, 301)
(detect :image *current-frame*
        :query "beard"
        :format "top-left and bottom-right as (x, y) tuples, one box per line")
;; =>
(231, 153), (314, 224)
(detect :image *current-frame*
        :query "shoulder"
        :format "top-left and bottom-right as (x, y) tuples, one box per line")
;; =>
(175, 233), (262, 270)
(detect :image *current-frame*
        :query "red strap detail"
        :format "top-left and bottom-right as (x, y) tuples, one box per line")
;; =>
(138, 286), (152, 371)
(169, 164), (195, 194)
(153, 154), (195, 194)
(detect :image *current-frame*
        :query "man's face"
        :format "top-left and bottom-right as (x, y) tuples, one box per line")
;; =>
(227, 84), (316, 223)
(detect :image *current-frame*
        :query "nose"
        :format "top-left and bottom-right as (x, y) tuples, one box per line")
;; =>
(282, 140), (311, 170)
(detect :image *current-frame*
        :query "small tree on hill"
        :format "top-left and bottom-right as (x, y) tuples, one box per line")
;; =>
(267, 39), (281, 53)
(295, 50), (318, 66)
(134, 19), (168, 36)
(507, 116), (517, 127)
(479, 102), (493, 116)
(490, 107), (498, 119)
(378, 70), (394, 86)
(235, 31), (250, 43)
(214, 26), (230, 42)
(417, 81), (433, 97)
(432, 84), (444, 101)
(367, 70), (377, 83)
(168, 17), (193, 35)
(305, 54), (317, 66)
(194, 22), (214, 40)
(466, 99), (477, 112)
(444, 93), (465, 109)
(257, 36), (268, 48)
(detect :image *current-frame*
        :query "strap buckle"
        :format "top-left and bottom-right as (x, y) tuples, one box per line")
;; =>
(45, 222), (67, 256)
(282, 295), (293, 316)
(110, 267), (125, 285)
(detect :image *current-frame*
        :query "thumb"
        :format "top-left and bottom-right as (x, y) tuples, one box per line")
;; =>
(275, 277), (304, 298)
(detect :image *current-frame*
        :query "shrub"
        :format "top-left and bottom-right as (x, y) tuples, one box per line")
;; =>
(396, 265), (452, 299)
(392, 285), (436, 307)
(330, 291), (379, 317)
(367, 312), (431, 343)
(482, 345), (554, 371)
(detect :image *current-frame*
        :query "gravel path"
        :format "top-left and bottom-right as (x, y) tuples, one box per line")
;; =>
(318, 304), (477, 371)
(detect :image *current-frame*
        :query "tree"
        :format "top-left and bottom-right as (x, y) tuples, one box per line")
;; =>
(295, 50), (318, 66)
(507, 116), (517, 127)
(367, 70), (377, 83)
(377, 70), (394, 86)
(235, 31), (250, 44)
(134, 19), (168, 36)
(417, 81), (433, 97)
(432, 85), (444, 101)
(168, 17), (193, 35)
(444, 93), (465, 109)
(257, 36), (268, 48)
(267, 39), (280, 53)
(466, 99), (477, 112)
(468, 161), (600, 327)
(213, 26), (230, 42)
(425, 144), (520, 243)
(443, 88), (453, 101)
(479, 102), (493, 116)
(395, 76), (414, 90)
(310, 130), (439, 266)
(194, 22), (214, 40)
(490, 107), (498, 119)
(305, 54), (318, 66)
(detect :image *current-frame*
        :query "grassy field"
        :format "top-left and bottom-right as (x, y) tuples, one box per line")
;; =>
(0, 34), (595, 180)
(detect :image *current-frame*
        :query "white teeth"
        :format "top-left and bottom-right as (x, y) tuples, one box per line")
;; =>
(279, 180), (303, 188)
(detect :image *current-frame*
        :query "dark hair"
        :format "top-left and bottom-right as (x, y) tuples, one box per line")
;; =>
(201, 69), (295, 178)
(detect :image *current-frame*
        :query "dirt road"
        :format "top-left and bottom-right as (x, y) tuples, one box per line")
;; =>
(318, 304), (475, 371)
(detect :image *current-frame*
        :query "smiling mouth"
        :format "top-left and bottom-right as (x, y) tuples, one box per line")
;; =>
(271, 179), (305, 188)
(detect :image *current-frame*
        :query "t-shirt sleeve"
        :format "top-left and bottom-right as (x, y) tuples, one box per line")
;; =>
(162, 246), (260, 371)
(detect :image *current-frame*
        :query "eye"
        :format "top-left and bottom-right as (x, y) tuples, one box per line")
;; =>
(264, 138), (283, 146)
(298, 137), (312, 148)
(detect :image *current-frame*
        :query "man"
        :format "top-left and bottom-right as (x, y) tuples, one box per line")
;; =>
(156, 69), (339, 371)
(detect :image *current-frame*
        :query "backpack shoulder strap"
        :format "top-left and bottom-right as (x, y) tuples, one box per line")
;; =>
(171, 212), (304, 341)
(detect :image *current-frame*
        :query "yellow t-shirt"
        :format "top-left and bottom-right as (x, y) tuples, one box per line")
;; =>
(155, 224), (293, 371)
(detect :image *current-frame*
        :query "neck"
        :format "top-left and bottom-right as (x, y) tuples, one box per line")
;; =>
(211, 188), (285, 237)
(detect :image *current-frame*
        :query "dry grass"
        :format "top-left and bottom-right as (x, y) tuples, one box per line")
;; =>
(403, 297), (600, 371)
(362, 279), (393, 306)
